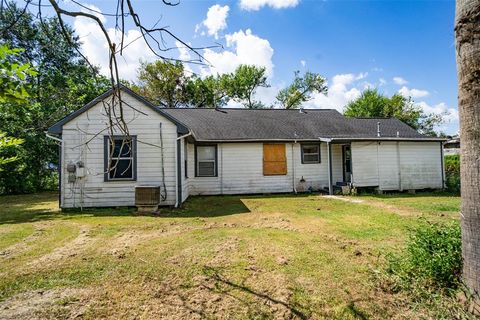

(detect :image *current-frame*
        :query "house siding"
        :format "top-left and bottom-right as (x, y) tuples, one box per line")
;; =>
(61, 93), (178, 208)
(186, 142), (336, 196)
(351, 141), (443, 190)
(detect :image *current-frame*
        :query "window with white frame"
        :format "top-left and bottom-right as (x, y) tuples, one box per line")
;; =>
(301, 144), (320, 164)
(105, 136), (136, 181)
(196, 145), (217, 177)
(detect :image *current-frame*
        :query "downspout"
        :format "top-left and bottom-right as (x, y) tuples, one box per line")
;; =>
(220, 144), (224, 195)
(46, 133), (64, 208)
(292, 141), (297, 193)
(397, 141), (403, 191)
(440, 141), (446, 189)
(175, 131), (192, 208)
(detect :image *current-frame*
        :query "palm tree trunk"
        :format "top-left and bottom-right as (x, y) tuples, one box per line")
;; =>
(455, 0), (480, 302)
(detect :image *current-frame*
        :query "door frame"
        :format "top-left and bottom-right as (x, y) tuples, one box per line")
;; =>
(342, 144), (352, 183)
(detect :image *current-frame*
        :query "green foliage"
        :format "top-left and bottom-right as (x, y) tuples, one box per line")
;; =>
(0, 44), (37, 103)
(136, 60), (190, 108)
(134, 61), (269, 108)
(445, 155), (460, 194)
(276, 71), (327, 109)
(344, 89), (444, 135)
(226, 64), (269, 108)
(0, 132), (24, 169)
(0, 2), (110, 194)
(386, 221), (462, 292)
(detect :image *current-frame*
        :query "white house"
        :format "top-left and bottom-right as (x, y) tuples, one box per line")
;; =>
(47, 86), (446, 209)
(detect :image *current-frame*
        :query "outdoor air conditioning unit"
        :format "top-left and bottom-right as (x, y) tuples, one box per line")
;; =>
(135, 185), (160, 213)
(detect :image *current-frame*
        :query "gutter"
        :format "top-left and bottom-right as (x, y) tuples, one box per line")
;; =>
(175, 131), (192, 208)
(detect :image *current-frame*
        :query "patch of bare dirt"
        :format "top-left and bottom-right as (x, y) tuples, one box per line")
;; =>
(0, 288), (92, 320)
(27, 224), (93, 269)
(205, 217), (298, 232)
(324, 195), (419, 217)
(0, 223), (49, 259)
(357, 199), (418, 217)
(323, 195), (365, 203)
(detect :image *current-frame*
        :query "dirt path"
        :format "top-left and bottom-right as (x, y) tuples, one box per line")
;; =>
(324, 195), (417, 217)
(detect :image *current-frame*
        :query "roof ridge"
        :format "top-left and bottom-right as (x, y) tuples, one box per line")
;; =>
(159, 107), (339, 111)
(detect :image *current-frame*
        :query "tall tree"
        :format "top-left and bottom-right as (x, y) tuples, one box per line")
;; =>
(344, 89), (444, 135)
(134, 62), (270, 108)
(226, 65), (269, 109)
(0, 4), (110, 194)
(0, 44), (31, 169)
(276, 71), (327, 109)
(455, 0), (480, 306)
(136, 61), (190, 108)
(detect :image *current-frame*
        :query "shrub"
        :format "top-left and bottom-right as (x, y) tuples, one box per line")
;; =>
(445, 155), (460, 194)
(386, 221), (462, 292)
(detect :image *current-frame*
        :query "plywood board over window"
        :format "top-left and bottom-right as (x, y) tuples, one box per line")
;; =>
(263, 144), (287, 175)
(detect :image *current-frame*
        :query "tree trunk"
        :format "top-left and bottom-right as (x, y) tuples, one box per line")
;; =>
(455, 0), (480, 301)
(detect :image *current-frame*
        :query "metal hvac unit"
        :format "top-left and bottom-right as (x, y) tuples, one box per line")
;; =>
(135, 185), (160, 213)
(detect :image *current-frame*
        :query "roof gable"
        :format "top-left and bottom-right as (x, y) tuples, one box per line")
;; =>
(48, 85), (189, 135)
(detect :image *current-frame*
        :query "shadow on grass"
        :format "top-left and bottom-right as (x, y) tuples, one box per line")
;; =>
(201, 265), (309, 319)
(0, 193), (260, 224)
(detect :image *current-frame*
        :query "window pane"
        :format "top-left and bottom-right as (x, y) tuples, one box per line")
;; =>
(111, 139), (132, 157)
(198, 161), (215, 176)
(303, 145), (319, 154)
(109, 159), (133, 179)
(304, 154), (319, 163)
(197, 146), (215, 161)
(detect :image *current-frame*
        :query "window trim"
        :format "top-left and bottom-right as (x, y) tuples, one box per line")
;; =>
(194, 144), (218, 177)
(301, 143), (321, 164)
(104, 135), (137, 182)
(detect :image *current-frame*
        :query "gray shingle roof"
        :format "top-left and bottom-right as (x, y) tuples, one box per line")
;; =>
(160, 108), (440, 141)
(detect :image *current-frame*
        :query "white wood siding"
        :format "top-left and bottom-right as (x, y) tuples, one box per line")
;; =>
(351, 142), (379, 187)
(351, 141), (443, 190)
(61, 93), (178, 208)
(186, 142), (333, 196)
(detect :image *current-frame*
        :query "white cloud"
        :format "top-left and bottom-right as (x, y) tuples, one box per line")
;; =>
(239, 0), (299, 11)
(196, 5), (230, 40)
(74, 5), (156, 81)
(416, 101), (459, 134)
(398, 86), (429, 98)
(202, 29), (274, 77)
(304, 72), (367, 112)
(300, 60), (306, 67)
(393, 76), (408, 85)
(379, 78), (387, 86)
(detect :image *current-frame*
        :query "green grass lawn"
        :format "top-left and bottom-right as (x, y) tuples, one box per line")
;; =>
(0, 192), (461, 319)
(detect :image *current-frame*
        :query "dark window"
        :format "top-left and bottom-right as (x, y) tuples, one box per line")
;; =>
(184, 142), (188, 179)
(104, 136), (136, 181)
(195, 145), (217, 177)
(301, 144), (321, 164)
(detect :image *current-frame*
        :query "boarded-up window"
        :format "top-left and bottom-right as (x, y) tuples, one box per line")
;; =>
(263, 144), (287, 176)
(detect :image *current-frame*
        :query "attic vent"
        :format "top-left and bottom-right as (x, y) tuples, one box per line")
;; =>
(377, 122), (381, 137)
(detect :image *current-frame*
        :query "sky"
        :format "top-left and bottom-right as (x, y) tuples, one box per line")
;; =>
(58, 0), (458, 134)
